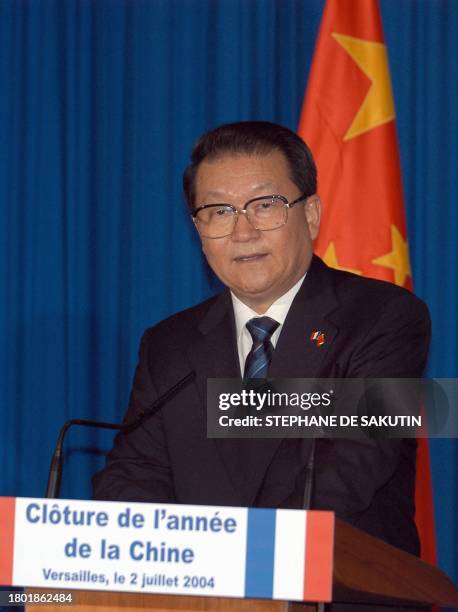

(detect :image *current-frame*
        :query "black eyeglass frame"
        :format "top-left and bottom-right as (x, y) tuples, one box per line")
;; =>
(191, 193), (310, 238)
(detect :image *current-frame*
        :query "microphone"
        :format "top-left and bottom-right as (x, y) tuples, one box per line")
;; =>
(45, 371), (196, 499)
(302, 437), (316, 510)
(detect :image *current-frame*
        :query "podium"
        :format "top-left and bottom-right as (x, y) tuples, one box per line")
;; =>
(25, 518), (458, 611)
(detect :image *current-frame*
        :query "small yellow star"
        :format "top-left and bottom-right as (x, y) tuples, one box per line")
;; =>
(323, 242), (362, 275)
(372, 225), (412, 286)
(332, 33), (395, 140)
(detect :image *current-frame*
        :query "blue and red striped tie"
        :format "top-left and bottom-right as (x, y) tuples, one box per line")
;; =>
(244, 317), (280, 379)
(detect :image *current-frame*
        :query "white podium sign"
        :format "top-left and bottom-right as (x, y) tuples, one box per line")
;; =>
(0, 497), (334, 602)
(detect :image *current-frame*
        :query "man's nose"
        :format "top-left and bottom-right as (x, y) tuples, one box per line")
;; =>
(231, 211), (260, 241)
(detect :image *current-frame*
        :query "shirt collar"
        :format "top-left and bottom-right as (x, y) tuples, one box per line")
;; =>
(231, 273), (306, 342)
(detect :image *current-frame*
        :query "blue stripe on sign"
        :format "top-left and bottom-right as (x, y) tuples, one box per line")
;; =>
(244, 507), (276, 599)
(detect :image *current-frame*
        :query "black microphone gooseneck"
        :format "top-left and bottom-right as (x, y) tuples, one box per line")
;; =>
(45, 371), (196, 499)
(302, 437), (316, 510)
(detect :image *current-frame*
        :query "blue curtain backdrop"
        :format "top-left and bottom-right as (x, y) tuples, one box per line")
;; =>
(0, 0), (457, 586)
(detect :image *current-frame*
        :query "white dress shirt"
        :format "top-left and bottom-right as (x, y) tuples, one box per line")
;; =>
(231, 274), (306, 376)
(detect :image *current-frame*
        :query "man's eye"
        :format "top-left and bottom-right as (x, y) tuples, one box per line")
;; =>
(215, 207), (231, 216)
(254, 200), (275, 212)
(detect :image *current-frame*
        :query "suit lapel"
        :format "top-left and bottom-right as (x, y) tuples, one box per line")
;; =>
(187, 289), (240, 398)
(269, 256), (340, 379)
(241, 256), (341, 504)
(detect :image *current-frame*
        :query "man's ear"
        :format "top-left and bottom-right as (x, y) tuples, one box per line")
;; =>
(304, 195), (321, 240)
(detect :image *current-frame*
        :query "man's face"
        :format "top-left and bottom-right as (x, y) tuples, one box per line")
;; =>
(194, 150), (320, 313)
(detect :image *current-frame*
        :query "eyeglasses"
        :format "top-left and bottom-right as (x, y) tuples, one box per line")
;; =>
(191, 194), (309, 239)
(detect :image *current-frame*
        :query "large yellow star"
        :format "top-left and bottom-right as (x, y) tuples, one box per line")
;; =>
(323, 242), (361, 275)
(332, 33), (395, 140)
(372, 225), (411, 286)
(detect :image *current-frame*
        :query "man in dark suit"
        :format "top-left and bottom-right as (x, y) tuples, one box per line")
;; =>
(93, 122), (430, 571)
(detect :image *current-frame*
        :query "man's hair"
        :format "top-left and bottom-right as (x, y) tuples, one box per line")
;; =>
(183, 121), (317, 210)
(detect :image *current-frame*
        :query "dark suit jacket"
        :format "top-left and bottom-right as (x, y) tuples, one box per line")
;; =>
(93, 256), (431, 560)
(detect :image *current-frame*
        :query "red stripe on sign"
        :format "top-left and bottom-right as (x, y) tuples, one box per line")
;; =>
(0, 497), (16, 585)
(303, 511), (334, 602)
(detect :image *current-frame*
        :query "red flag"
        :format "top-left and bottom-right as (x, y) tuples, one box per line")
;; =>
(298, 0), (436, 564)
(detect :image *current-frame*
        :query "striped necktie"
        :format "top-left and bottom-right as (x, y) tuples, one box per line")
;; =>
(244, 316), (280, 379)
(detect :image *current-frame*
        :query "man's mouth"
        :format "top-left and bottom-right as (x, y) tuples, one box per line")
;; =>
(233, 253), (268, 263)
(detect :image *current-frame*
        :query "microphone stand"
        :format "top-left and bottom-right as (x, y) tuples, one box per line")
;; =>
(45, 371), (196, 499)
(302, 437), (316, 510)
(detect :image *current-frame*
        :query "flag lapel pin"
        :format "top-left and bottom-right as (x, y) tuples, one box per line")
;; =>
(310, 330), (326, 347)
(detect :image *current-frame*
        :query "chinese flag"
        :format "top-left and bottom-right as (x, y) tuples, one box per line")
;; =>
(298, 0), (436, 564)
